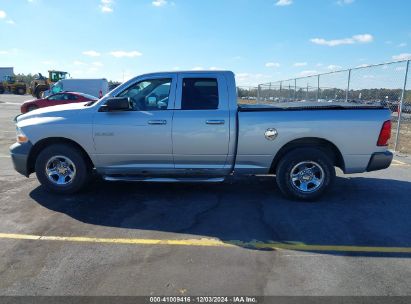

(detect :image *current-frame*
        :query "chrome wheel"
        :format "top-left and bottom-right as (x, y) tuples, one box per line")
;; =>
(45, 155), (76, 185)
(290, 161), (324, 193)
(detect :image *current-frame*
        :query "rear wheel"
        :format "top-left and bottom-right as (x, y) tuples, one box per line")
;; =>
(35, 144), (91, 194)
(276, 148), (335, 201)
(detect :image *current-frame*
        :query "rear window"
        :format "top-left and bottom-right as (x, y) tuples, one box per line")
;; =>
(181, 78), (219, 110)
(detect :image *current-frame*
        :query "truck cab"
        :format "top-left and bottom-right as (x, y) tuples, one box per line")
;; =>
(10, 70), (393, 201)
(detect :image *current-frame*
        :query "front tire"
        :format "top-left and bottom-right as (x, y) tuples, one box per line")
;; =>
(35, 144), (91, 194)
(276, 148), (335, 201)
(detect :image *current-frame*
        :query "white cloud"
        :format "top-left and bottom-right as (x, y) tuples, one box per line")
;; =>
(235, 73), (275, 86)
(356, 64), (370, 68)
(0, 50), (8, 55)
(100, 0), (114, 13)
(352, 34), (373, 43)
(398, 42), (407, 48)
(110, 50), (143, 58)
(265, 62), (280, 68)
(310, 34), (373, 47)
(293, 62), (307, 67)
(191, 66), (204, 71)
(73, 60), (86, 65)
(6, 19), (15, 25)
(92, 61), (103, 67)
(152, 0), (167, 7)
(82, 50), (101, 57)
(275, 0), (293, 6)
(327, 64), (342, 70)
(299, 70), (318, 77)
(337, 0), (354, 5)
(392, 53), (411, 61)
(0, 10), (6, 19)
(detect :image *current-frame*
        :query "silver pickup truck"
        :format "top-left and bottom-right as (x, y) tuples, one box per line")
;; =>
(10, 71), (393, 200)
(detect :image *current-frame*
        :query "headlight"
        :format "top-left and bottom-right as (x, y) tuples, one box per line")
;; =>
(16, 127), (28, 143)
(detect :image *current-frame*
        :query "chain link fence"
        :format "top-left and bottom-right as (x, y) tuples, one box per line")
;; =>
(249, 60), (410, 154)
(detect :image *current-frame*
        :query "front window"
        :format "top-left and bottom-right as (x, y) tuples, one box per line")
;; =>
(117, 78), (171, 111)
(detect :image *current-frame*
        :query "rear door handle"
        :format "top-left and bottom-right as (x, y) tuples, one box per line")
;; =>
(206, 120), (225, 125)
(148, 120), (167, 125)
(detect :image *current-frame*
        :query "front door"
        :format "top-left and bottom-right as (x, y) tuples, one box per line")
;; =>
(93, 75), (176, 175)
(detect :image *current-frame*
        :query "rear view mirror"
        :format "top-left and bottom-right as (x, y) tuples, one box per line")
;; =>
(99, 97), (130, 112)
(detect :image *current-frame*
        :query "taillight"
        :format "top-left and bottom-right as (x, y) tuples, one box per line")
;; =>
(99, 90), (102, 98)
(377, 120), (391, 146)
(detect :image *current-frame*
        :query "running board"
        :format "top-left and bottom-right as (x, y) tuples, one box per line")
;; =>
(102, 176), (225, 183)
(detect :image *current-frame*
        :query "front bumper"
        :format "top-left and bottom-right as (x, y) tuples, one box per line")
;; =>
(9, 141), (33, 177)
(366, 151), (393, 172)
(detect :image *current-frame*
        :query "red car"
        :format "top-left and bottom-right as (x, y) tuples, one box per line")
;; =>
(20, 92), (98, 114)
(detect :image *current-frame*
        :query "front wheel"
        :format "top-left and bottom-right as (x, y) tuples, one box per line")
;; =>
(35, 144), (91, 194)
(276, 148), (335, 201)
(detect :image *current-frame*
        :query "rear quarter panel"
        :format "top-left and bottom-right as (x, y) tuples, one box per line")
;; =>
(235, 109), (391, 174)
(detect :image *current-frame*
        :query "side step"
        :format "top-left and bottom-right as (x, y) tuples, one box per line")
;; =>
(102, 176), (225, 183)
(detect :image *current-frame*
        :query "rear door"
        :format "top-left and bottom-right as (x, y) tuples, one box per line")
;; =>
(172, 73), (231, 174)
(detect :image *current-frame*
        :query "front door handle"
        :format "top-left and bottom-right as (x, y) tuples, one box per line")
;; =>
(206, 120), (225, 125)
(148, 120), (167, 125)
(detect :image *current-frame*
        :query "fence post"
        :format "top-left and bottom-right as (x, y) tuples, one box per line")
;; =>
(317, 75), (320, 101)
(279, 81), (282, 101)
(294, 79), (297, 101)
(394, 60), (410, 152)
(345, 69), (351, 102)
(268, 83), (272, 101)
(257, 85), (261, 103)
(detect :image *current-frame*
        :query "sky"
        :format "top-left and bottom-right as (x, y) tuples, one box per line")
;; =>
(0, 0), (411, 86)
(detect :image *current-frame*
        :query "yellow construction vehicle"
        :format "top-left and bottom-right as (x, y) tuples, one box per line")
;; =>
(29, 70), (69, 98)
(0, 75), (27, 95)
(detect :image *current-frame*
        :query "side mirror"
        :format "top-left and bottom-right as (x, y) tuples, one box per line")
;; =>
(99, 97), (130, 112)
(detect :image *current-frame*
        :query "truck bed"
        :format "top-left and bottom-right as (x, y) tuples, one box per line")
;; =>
(238, 101), (386, 112)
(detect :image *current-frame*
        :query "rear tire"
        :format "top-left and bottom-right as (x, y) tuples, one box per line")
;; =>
(35, 144), (91, 194)
(276, 147), (335, 201)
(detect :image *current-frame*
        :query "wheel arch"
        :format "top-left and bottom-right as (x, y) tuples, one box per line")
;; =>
(269, 137), (345, 174)
(27, 137), (94, 175)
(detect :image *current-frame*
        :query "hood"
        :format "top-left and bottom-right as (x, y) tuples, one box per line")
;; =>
(17, 102), (88, 123)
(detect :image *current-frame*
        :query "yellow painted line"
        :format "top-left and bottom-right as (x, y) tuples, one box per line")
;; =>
(1, 232), (411, 253)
